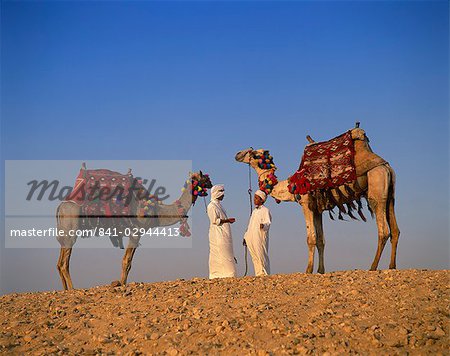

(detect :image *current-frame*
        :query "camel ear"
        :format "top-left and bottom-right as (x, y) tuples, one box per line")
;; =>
(199, 170), (203, 177)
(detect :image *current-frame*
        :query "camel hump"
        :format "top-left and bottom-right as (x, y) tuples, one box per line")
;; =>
(346, 126), (388, 176)
(353, 138), (387, 177)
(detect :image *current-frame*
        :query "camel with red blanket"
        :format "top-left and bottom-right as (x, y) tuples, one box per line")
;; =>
(56, 168), (212, 290)
(235, 124), (399, 274)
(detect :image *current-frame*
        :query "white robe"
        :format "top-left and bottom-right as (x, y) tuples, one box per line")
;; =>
(207, 199), (237, 279)
(244, 205), (272, 276)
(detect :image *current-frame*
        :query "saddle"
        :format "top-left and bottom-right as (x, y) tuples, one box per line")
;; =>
(65, 167), (135, 217)
(288, 131), (356, 196)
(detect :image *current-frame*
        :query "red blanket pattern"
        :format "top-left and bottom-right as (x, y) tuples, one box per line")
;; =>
(65, 169), (134, 217)
(288, 131), (356, 195)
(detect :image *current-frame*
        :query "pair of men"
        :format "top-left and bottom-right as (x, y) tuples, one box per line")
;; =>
(207, 184), (272, 279)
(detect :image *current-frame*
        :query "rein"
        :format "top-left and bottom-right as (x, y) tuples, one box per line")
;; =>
(248, 160), (254, 214)
(203, 196), (208, 214)
(242, 149), (278, 277)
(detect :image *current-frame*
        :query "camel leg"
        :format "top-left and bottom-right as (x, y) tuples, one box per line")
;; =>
(303, 206), (317, 274)
(388, 198), (400, 269)
(368, 166), (391, 271)
(306, 244), (315, 274)
(60, 248), (74, 290)
(120, 247), (137, 285)
(314, 212), (325, 274)
(56, 248), (68, 290)
(56, 202), (79, 289)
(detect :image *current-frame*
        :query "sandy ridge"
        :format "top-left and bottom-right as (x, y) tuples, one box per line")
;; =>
(1, 269), (448, 355)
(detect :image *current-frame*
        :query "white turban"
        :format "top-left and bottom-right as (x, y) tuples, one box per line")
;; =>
(211, 184), (225, 200)
(255, 190), (267, 202)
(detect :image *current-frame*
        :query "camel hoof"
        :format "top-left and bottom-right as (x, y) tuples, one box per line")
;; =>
(111, 280), (122, 287)
(389, 265), (396, 270)
(317, 269), (325, 274)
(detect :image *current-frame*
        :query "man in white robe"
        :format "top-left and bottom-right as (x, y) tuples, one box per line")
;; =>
(244, 190), (272, 276)
(207, 184), (237, 279)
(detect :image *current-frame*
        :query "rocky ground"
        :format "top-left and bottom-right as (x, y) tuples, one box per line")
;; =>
(0, 269), (448, 355)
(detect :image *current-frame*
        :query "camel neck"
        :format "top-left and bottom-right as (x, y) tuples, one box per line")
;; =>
(258, 169), (275, 181)
(251, 166), (296, 203)
(177, 183), (195, 212)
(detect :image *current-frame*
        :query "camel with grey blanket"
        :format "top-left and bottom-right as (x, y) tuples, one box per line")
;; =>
(56, 170), (212, 290)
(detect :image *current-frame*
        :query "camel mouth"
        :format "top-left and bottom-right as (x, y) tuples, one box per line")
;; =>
(203, 179), (213, 189)
(235, 148), (253, 163)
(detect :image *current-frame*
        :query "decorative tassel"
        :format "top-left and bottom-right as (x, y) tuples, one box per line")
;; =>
(336, 187), (347, 203)
(346, 203), (358, 220)
(353, 179), (363, 194)
(332, 189), (347, 214)
(347, 200), (357, 211)
(338, 211), (345, 220)
(363, 196), (375, 218)
(357, 198), (363, 211)
(323, 189), (333, 210)
(367, 204), (374, 219)
(328, 209), (335, 220)
(326, 189), (338, 209)
(357, 208), (367, 222)
(338, 203), (347, 214)
(344, 184), (356, 199)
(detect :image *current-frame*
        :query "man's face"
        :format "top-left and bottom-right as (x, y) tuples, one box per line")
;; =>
(254, 194), (264, 206)
(218, 194), (224, 201)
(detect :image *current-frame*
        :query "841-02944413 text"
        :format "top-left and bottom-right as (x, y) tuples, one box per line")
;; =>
(9, 227), (182, 238)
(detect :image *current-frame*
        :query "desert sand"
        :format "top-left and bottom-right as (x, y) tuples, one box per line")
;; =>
(1, 269), (448, 355)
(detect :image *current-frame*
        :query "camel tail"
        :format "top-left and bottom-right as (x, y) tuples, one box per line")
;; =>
(387, 164), (396, 204)
(386, 164), (400, 241)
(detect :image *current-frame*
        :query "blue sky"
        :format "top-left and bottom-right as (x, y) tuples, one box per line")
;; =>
(1, 0), (448, 293)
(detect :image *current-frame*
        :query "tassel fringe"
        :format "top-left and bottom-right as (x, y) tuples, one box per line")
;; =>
(306, 186), (374, 222)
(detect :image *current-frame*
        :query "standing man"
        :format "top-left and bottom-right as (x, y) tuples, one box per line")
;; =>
(207, 184), (237, 279)
(244, 190), (272, 276)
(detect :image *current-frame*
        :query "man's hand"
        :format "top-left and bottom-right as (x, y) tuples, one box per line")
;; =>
(219, 218), (236, 225)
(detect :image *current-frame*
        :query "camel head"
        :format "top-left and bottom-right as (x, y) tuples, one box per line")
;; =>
(235, 148), (277, 172)
(188, 171), (213, 200)
(351, 128), (368, 142)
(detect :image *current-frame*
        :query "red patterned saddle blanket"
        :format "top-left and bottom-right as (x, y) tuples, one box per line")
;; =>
(288, 131), (356, 195)
(65, 168), (135, 217)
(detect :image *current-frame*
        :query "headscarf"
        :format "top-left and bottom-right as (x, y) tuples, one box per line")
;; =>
(255, 190), (267, 203)
(211, 184), (225, 200)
